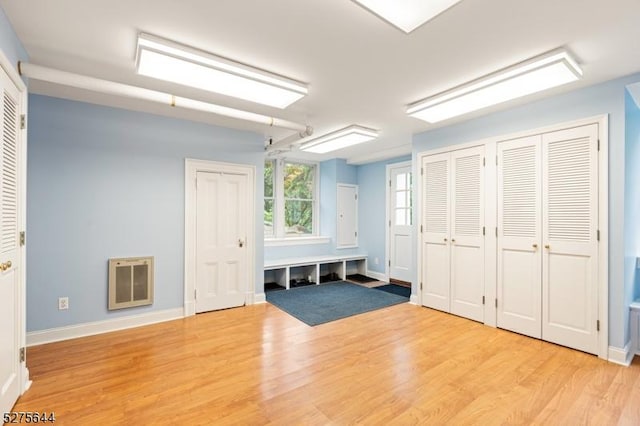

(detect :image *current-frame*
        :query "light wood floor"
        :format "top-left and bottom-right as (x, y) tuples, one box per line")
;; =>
(13, 303), (640, 425)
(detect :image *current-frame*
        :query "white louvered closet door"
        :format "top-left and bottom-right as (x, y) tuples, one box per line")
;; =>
(450, 146), (485, 322)
(542, 124), (599, 354)
(496, 136), (542, 338)
(0, 68), (21, 415)
(421, 152), (451, 312)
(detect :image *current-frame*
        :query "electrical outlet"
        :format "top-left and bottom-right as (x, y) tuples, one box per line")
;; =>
(58, 297), (69, 310)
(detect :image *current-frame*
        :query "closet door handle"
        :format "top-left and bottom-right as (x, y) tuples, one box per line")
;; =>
(444, 238), (448, 242)
(545, 244), (550, 250)
(532, 244), (538, 249)
(451, 239), (456, 243)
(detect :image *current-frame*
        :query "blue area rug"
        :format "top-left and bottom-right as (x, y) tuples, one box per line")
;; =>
(373, 284), (411, 298)
(266, 281), (408, 326)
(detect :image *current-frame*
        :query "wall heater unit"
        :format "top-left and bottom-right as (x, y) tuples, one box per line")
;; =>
(108, 256), (154, 310)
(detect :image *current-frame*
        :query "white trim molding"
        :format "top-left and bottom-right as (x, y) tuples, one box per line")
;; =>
(366, 269), (387, 282)
(608, 343), (633, 367)
(265, 236), (330, 247)
(26, 308), (185, 347)
(255, 293), (267, 304)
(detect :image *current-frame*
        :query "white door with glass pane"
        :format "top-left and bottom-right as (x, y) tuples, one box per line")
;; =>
(389, 163), (412, 282)
(196, 171), (249, 313)
(337, 184), (358, 248)
(0, 63), (24, 414)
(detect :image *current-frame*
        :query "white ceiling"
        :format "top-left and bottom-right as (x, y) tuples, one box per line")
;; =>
(2, 0), (640, 164)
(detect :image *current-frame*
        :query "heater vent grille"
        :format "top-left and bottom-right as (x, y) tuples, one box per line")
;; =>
(108, 256), (154, 310)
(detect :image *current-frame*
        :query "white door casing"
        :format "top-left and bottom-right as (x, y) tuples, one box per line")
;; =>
(0, 54), (27, 414)
(497, 135), (543, 338)
(388, 163), (412, 282)
(450, 146), (485, 322)
(421, 152), (451, 312)
(195, 171), (248, 313)
(542, 124), (599, 355)
(337, 184), (358, 248)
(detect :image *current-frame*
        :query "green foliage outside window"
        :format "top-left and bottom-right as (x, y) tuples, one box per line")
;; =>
(264, 160), (315, 237)
(284, 162), (314, 235)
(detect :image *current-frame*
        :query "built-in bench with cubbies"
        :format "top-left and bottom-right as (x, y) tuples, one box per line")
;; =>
(264, 255), (368, 290)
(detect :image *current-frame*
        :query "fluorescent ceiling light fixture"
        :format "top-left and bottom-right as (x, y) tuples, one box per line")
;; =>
(353, 0), (463, 33)
(136, 33), (308, 109)
(300, 125), (379, 154)
(407, 49), (583, 123)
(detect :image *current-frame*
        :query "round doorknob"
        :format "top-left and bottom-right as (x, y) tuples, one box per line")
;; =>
(6, 260), (11, 269)
(444, 238), (448, 242)
(545, 244), (550, 249)
(451, 239), (456, 243)
(532, 244), (538, 249)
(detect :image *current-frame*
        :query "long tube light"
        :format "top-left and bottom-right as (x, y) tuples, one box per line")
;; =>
(407, 49), (583, 123)
(300, 125), (378, 154)
(18, 62), (310, 132)
(136, 33), (308, 109)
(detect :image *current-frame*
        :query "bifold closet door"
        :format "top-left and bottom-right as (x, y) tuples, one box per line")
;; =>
(422, 146), (485, 321)
(422, 152), (451, 312)
(497, 135), (542, 338)
(450, 147), (485, 322)
(497, 124), (599, 355)
(542, 124), (598, 355)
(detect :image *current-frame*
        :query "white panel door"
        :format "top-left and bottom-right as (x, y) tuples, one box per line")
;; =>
(542, 124), (599, 354)
(450, 146), (485, 322)
(196, 171), (248, 313)
(497, 136), (542, 338)
(337, 184), (358, 248)
(389, 165), (412, 282)
(0, 68), (21, 414)
(422, 153), (450, 312)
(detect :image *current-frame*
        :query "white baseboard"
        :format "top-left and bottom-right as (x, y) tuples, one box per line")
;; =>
(254, 292), (266, 304)
(366, 269), (388, 282)
(26, 307), (185, 347)
(608, 342), (633, 366)
(409, 294), (419, 305)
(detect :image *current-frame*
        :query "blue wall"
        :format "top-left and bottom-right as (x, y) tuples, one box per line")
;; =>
(625, 89), (640, 305)
(357, 155), (412, 275)
(0, 6), (27, 70)
(264, 158), (361, 261)
(413, 72), (640, 350)
(27, 95), (264, 332)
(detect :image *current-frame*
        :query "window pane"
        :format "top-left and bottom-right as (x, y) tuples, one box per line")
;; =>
(264, 199), (274, 236)
(395, 208), (406, 225)
(284, 162), (314, 199)
(396, 190), (407, 208)
(396, 173), (407, 190)
(285, 200), (313, 235)
(264, 160), (274, 197)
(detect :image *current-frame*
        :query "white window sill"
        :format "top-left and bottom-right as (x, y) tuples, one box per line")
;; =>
(264, 236), (331, 247)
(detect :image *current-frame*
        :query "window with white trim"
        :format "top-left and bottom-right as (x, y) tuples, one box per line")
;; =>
(264, 159), (318, 238)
